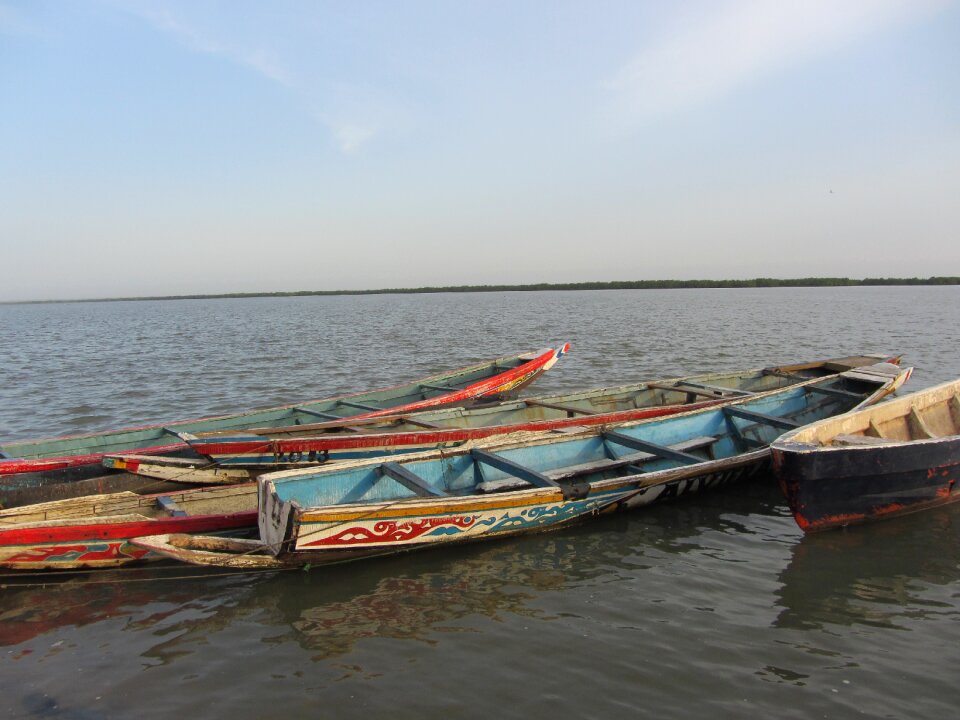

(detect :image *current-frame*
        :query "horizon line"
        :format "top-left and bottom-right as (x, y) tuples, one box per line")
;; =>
(3, 276), (958, 306)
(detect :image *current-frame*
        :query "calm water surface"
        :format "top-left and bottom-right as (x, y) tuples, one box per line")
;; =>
(1, 288), (959, 719)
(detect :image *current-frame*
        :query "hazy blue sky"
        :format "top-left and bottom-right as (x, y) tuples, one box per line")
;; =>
(2, 0), (958, 301)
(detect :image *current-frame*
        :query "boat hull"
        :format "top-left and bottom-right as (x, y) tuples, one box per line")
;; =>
(774, 435), (960, 532)
(0, 511), (258, 569)
(0, 482), (260, 570)
(772, 377), (960, 532)
(289, 487), (629, 555)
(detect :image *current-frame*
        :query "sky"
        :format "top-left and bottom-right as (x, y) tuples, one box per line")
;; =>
(1, 0), (958, 302)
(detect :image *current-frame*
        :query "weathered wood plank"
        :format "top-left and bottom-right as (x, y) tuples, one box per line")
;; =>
(805, 385), (862, 399)
(674, 381), (753, 396)
(645, 382), (719, 398)
(379, 463), (448, 497)
(722, 406), (801, 430)
(336, 400), (383, 412)
(602, 431), (704, 465)
(523, 399), (598, 415)
(908, 407), (935, 439)
(470, 449), (561, 489)
(420, 383), (459, 393)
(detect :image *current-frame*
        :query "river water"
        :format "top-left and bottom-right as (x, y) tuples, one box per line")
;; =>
(1, 287), (958, 719)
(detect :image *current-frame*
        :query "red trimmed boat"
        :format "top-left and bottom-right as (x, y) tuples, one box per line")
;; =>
(0, 345), (568, 499)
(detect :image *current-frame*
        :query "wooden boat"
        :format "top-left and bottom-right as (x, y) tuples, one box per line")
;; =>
(771, 377), (960, 532)
(0, 344), (568, 499)
(131, 362), (911, 570)
(0, 483), (259, 569)
(113, 354), (903, 482)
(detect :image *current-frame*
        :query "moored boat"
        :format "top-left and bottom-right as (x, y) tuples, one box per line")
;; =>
(0, 484), (258, 569)
(131, 361), (911, 570)
(0, 344), (568, 501)
(772, 377), (960, 532)
(120, 354), (903, 480)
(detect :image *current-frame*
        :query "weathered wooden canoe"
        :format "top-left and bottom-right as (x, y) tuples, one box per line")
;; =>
(131, 362), (911, 570)
(117, 354), (902, 481)
(0, 344), (568, 496)
(772, 377), (960, 532)
(0, 484), (258, 569)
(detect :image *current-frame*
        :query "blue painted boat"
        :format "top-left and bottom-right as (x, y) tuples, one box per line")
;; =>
(132, 362), (911, 569)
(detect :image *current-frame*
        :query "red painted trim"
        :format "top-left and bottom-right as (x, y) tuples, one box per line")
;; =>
(340, 346), (565, 420)
(0, 511), (257, 545)
(193, 399), (723, 458)
(0, 442), (186, 475)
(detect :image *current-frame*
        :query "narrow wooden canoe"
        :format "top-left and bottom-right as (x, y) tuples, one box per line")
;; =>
(0, 344), (568, 488)
(0, 484), (258, 570)
(772, 377), (960, 532)
(130, 362), (911, 570)
(118, 354), (902, 480)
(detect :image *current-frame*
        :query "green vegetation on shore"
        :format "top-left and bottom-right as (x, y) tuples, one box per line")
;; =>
(7, 277), (960, 305)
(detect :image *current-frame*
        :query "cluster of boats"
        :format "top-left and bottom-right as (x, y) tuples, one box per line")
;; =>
(0, 343), (956, 573)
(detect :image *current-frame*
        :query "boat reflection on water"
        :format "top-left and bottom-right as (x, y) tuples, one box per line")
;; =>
(774, 502), (960, 631)
(0, 567), (268, 651)
(0, 495), (718, 661)
(2, 474), (798, 667)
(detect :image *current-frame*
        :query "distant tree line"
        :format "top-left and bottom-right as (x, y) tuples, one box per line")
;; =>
(9, 276), (959, 304)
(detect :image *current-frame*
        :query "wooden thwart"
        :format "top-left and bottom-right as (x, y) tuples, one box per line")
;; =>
(722, 406), (801, 430)
(646, 381), (750, 398)
(293, 408), (343, 421)
(478, 436), (719, 492)
(805, 385), (862, 400)
(420, 382), (459, 393)
(602, 430), (704, 465)
(379, 462), (448, 497)
(675, 381), (753, 396)
(523, 399), (597, 415)
(470, 448), (562, 490)
(337, 400), (383, 412)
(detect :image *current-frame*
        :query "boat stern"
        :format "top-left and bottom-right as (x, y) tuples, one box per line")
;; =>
(258, 477), (297, 556)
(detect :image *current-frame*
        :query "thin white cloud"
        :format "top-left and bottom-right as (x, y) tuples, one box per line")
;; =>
(121, 4), (293, 87)
(603, 0), (950, 129)
(122, 4), (389, 153)
(332, 123), (377, 154)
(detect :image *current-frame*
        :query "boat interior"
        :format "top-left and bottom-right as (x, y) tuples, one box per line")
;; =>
(787, 381), (960, 447)
(270, 380), (873, 507)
